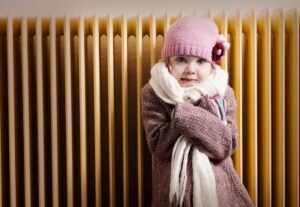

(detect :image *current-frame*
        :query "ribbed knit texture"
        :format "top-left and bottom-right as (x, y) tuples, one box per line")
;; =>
(161, 15), (218, 62)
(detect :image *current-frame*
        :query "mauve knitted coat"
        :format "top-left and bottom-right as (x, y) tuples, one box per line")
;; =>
(141, 83), (255, 207)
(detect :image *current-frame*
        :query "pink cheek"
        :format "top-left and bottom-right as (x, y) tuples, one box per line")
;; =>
(170, 73), (181, 81)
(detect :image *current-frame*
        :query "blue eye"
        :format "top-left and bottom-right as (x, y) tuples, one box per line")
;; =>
(197, 58), (207, 64)
(176, 56), (186, 63)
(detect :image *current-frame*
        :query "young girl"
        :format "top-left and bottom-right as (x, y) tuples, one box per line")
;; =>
(141, 15), (254, 207)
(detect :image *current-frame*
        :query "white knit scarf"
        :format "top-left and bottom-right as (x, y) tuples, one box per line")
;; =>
(149, 61), (228, 207)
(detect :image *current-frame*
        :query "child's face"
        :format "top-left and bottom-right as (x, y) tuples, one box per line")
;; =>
(168, 56), (213, 87)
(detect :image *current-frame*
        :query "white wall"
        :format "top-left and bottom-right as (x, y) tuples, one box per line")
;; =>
(0, 0), (299, 17)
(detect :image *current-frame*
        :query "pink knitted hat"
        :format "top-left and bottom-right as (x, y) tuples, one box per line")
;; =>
(161, 15), (219, 62)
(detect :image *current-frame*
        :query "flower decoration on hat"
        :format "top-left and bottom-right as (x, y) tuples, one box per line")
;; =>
(212, 34), (230, 63)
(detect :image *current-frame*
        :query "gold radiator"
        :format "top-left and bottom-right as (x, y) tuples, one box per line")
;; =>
(0, 9), (299, 207)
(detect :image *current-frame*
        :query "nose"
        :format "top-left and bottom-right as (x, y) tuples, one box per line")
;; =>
(185, 62), (196, 74)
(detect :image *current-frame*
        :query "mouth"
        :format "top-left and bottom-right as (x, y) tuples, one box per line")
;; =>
(180, 78), (199, 83)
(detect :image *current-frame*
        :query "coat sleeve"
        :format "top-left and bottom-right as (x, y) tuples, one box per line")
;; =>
(141, 85), (182, 161)
(224, 86), (238, 155)
(141, 84), (238, 162)
(172, 86), (238, 161)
